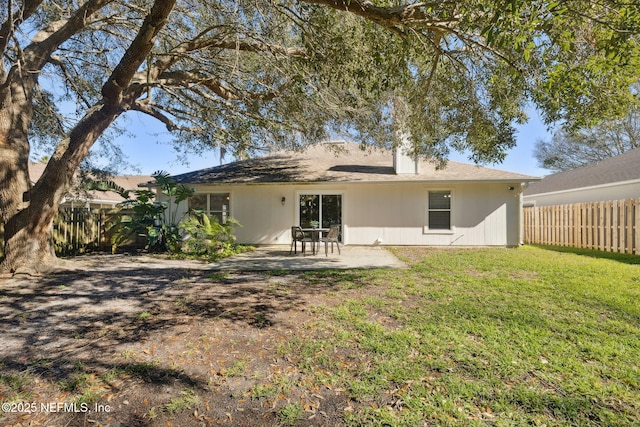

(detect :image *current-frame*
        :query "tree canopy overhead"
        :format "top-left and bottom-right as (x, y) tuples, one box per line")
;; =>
(1, 0), (639, 274)
(14, 0), (640, 163)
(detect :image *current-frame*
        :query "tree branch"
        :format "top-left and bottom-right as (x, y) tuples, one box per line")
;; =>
(146, 33), (306, 85)
(101, 0), (177, 105)
(130, 100), (184, 131)
(149, 69), (289, 101)
(33, 0), (178, 213)
(300, 0), (460, 31)
(48, 56), (93, 108)
(0, 0), (42, 56)
(23, 0), (115, 72)
(0, 0), (43, 87)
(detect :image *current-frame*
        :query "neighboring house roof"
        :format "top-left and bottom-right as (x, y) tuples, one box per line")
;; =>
(172, 143), (538, 185)
(28, 162), (153, 204)
(524, 147), (640, 196)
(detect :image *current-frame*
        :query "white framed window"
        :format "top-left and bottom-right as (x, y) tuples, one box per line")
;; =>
(426, 190), (453, 232)
(189, 192), (230, 224)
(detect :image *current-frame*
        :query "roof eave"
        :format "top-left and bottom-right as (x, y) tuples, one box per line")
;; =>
(524, 177), (640, 198)
(179, 177), (541, 186)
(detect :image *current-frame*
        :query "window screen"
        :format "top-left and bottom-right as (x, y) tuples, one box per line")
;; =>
(188, 193), (230, 224)
(428, 191), (451, 230)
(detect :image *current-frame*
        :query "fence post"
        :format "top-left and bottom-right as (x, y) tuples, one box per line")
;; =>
(625, 199), (632, 254)
(523, 207), (530, 243)
(562, 205), (568, 246)
(552, 205), (557, 245)
(545, 206), (551, 245)
(629, 199), (640, 255)
(533, 207), (537, 244)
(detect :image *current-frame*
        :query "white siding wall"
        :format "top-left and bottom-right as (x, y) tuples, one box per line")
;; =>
(168, 182), (522, 246)
(232, 185), (296, 244)
(345, 183), (520, 246)
(166, 184), (298, 245)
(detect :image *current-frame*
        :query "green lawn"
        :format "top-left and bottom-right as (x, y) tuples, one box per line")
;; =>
(2, 245), (638, 426)
(282, 246), (640, 426)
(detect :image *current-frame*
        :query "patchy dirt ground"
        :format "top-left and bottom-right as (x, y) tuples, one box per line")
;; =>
(0, 254), (363, 427)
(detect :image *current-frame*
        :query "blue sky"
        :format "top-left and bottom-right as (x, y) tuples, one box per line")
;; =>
(110, 107), (553, 178)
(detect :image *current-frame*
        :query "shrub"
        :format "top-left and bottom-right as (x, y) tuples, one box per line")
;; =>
(103, 172), (193, 253)
(179, 212), (241, 257)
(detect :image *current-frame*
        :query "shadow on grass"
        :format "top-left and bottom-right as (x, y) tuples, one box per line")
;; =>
(1, 358), (205, 390)
(530, 244), (640, 265)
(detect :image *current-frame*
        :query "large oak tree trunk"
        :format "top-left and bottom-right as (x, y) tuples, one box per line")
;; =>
(1, 204), (58, 275)
(0, 104), (123, 275)
(0, 68), (48, 275)
(0, 0), (175, 276)
(0, 154), (55, 275)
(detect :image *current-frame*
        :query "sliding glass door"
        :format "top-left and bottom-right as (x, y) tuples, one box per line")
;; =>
(299, 194), (342, 239)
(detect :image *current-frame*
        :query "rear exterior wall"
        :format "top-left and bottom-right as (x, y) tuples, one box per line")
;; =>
(165, 181), (523, 247)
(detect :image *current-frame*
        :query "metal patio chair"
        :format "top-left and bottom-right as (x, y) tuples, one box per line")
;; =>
(290, 226), (313, 255)
(320, 224), (341, 256)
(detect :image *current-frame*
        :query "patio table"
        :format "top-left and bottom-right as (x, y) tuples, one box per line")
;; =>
(300, 228), (329, 255)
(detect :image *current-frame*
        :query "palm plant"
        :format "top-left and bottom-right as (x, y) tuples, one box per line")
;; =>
(92, 172), (193, 253)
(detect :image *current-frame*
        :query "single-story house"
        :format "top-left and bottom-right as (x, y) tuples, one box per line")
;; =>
(164, 142), (539, 247)
(523, 147), (640, 207)
(28, 162), (153, 209)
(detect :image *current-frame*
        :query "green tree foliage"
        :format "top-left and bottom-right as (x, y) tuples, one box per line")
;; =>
(20, 0), (640, 165)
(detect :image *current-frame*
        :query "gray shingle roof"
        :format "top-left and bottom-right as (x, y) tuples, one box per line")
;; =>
(524, 147), (640, 196)
(172, 143), (538, 185)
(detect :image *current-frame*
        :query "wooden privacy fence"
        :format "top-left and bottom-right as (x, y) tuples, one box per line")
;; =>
(523, 198), (640, 255)
(53, 208), (146, 255)
(0, 208), (143, 257)
(53, 208), (112, 255)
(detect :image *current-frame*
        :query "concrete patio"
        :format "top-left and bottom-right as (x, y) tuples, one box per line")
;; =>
(208, 245), (407, 271)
